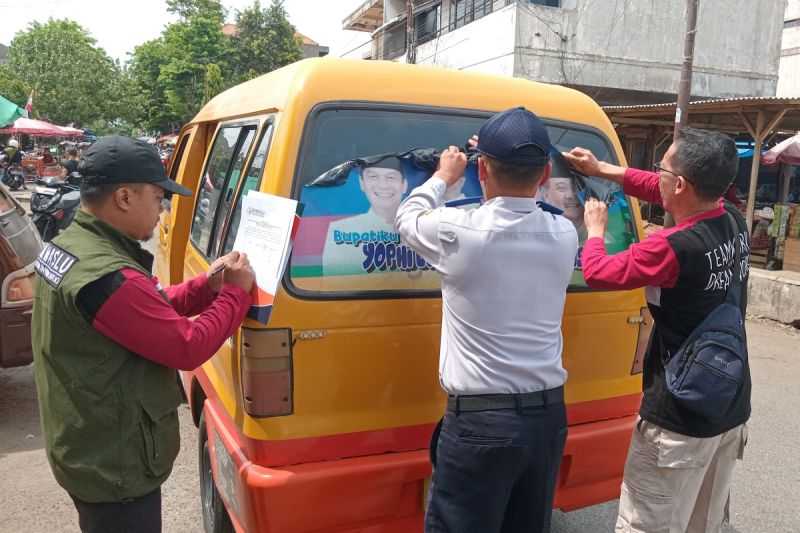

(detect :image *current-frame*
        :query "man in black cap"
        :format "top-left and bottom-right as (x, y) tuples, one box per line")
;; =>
(31, 135), (255, 533)
(396, 108), (578, 532)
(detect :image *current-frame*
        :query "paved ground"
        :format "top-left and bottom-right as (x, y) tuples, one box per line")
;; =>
(1, 318), (798, 532)
(10, 188), (31, 211)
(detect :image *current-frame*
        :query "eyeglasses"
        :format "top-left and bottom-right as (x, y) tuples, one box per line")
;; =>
(653, 162), (694, 185)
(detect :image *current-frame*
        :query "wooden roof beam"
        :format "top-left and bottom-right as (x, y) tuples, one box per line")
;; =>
(612, 117), (745, 134)
(737, 110), (758, 138)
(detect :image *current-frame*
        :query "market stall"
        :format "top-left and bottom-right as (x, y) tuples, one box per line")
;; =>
(761, 135), (800, 272)
(604, 97), (800, 270)
(0, 117), (83, 137)
(604, 97), (800, 227)
(0, 117), (84, 178)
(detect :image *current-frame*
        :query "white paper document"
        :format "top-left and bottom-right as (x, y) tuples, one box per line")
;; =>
(231, 191), (298, 311)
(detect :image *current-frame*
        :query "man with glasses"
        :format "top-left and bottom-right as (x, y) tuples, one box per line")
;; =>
(564, 128), (751, 533)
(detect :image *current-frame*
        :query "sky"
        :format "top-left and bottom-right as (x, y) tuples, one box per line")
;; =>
(0, 0), (373, 62)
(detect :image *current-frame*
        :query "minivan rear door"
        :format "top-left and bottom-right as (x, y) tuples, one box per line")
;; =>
(248, 104), (644, 462)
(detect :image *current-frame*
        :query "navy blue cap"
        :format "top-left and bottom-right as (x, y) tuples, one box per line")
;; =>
(476, 107), (551, 166)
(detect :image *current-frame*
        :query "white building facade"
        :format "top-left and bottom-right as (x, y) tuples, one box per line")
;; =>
(343, 0), (786, 105)
(778, 0), (800, 96)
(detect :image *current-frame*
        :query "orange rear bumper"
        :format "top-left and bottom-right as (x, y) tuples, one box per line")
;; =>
(203, 399), (635, 532)
(555, 413), (635, 511)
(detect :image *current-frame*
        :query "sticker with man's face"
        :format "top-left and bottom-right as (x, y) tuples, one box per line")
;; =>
(321, 162), (432, 278)
(291, 158), (439, 290)
(359, 166), (408, 217)
(539, 176), (586, 238)
(290, 153), (634, 291)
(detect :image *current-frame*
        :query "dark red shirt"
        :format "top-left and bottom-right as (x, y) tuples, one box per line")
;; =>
(580, 168), (729, 291)
(76, 269), (251, 371)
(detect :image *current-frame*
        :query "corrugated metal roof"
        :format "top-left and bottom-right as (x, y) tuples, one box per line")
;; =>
(342, 0), (383, 32)
(604, 96), (800, 112)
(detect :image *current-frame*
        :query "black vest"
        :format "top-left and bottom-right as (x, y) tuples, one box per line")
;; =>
(641, 203), (752, 437)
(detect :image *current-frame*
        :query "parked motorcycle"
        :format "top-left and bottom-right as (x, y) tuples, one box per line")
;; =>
(0, 163), (26, 191)
(30, 173), (82, 242)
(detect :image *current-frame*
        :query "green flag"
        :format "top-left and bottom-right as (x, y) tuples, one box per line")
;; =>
(0, 95), (24, 128)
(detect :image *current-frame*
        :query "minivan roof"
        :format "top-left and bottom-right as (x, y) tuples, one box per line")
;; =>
(190, 58), (618, 141)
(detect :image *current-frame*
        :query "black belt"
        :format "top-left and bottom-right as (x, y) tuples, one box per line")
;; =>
(447, 386), (564, 413)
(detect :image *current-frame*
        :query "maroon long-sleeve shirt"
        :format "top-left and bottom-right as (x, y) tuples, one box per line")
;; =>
(76, 268), (251, 371)
(580, 167), (725, 290)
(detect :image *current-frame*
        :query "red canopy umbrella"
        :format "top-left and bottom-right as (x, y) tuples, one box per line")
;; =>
(762, 134), (800, 166)
(0, 117), (82, 137)
(58, 125), (85, 137)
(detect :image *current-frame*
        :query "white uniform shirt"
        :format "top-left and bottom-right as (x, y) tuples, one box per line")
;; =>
(395, 176), (578, 395)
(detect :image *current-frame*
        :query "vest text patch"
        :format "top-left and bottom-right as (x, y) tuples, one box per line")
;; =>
(35, 243), (79, 288)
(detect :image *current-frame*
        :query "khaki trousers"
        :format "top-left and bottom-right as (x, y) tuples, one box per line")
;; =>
(615, 418), (747, 533)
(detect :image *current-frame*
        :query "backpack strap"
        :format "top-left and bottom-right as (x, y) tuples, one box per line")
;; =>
(724, 211), (744, 307)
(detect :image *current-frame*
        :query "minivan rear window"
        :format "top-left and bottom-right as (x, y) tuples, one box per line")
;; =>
(290, 106), (636, 297)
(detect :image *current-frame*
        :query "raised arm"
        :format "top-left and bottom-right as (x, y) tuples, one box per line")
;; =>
(395, 146), (467, 268)
(563, 147), (663, 205)
(581, 198), (678, 290)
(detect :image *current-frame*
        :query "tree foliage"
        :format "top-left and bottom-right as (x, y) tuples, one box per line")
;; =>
(127, 39), (173, 133)
(0, 64), (29, 107)
(129, 0), (230, 132)
(1, 0), (305, 133)
(166, 0), (226, 21)
(204, 63), (225, 103)
(231, 0), (303, 82)
(6, 19), (128, 127)
(129, 0), (302, 132)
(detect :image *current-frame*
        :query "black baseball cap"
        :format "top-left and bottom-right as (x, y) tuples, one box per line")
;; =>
(79, 135), (191, 196)
(476, 107), (551, 166)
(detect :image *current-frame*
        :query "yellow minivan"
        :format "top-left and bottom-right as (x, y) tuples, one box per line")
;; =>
(156, 58), (652, 533)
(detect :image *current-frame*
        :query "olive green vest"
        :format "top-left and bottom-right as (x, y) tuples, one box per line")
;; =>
(32, 210), (183, 503)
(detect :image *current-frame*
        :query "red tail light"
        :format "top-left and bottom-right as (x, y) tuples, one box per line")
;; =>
(629, 307), (654, 374)
(3, 269), (35, 304)
(240, 327), (293, 417)
(53, 209), (65, 220)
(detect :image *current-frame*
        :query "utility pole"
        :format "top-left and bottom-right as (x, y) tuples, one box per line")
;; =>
(665, 0), (699, 227)
(406, 0), (417, 64)
(674, 0), (699, 138)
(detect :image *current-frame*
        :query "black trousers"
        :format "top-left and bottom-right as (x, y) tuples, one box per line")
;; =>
(425, 395), (567, 533)
(70, 487), (162, 533)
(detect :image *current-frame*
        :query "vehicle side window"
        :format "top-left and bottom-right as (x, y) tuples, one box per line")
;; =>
(222, 123), (274, 256)
(169, 135), (190, 181)
(163, 135), (191, 214)
(544, 125), (636, 287)
(209, 127), (257, 257)
(190, 125), (256, 256)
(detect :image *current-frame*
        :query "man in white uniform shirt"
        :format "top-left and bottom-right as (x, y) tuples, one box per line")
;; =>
(396, 107), (578, 533)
